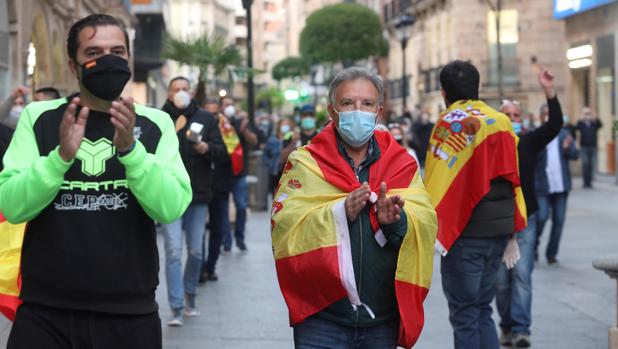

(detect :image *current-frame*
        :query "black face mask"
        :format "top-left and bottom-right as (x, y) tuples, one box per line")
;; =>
(80, 54), (131, 101)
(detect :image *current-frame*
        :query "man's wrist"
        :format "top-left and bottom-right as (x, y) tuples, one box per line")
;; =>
(544, 88), (556, 99)
(117, 141), (136, 157)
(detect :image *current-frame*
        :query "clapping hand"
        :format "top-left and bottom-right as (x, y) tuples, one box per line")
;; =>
(377, 182), (405, 225)
(109, 97), (136, 153)
(59, 97), (89, 162)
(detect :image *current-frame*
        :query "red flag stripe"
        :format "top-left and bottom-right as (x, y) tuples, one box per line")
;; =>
(395, 280), (430, 348)
(435, 131), (523, 252)
(275, 246), (347, 324)
(0, 293), (21, 321)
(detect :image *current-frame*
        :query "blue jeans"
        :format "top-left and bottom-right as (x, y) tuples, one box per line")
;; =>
(441, 237), (509, 349)
(203, 196), (230, 273)
(293, 316), (398, 349)
(223, 175), (248, 249)
(535, 192), (568, 259)
(496, 213), (537, 335)
(163, 203), (208, 310)
(581, 146), (596, 187)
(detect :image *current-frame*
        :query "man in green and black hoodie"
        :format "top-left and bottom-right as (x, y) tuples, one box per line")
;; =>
(0, 14), (191, 349)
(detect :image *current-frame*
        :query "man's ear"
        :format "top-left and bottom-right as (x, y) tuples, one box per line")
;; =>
(376, 105), (385, 124)
(327, 104), (338, 127)
(68, 59), (79, 80)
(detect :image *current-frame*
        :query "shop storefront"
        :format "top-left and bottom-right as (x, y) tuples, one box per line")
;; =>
(556, 0), (618, 176)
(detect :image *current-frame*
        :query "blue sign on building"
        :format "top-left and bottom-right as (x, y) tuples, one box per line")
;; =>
(554, 0), (617, 19)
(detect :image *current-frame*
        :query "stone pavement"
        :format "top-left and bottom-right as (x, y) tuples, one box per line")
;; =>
(1, 176), (617, 348)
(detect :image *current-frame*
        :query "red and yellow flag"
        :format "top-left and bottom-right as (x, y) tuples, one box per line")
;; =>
(424, 100), (527, 255)
(271, 124), (437, 348)
(217, 114), (244, 176)
(0, 212), (25, 320)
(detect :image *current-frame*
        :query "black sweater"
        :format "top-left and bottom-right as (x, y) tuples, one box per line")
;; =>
(460, 97), (562, 237)
(518, 97), (563, 216)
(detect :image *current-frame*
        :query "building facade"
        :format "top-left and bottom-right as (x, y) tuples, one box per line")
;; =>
(556, 0), (618, 175)
(383, 0), (569, 124)
(0, 0), (133, 100)
(166, 0), (236, 99)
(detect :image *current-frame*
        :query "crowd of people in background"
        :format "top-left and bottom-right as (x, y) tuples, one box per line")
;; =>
(0, 37), (605, 349)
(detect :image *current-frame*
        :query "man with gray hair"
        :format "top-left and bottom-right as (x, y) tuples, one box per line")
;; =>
(271, 67), (437, 348)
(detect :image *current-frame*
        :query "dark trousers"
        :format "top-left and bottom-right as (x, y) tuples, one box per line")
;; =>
(293, 316), (398, 349)
(8, 303), (161, 349)
(580, 146), (596, 187)
(535, 192), (569, 259)
(203, 195), (230, 274)
(441, 237), (508, 349)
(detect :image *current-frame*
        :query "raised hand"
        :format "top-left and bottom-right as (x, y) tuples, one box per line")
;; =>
(109, 97), (136, 152)
(10, 86), (29, 100)
(538, 68), (556, 99)
(377, 182), (405, 225)
(345, 182), (371, 222)
(59, 97), (89, 162)
(194, 141), (209, 154)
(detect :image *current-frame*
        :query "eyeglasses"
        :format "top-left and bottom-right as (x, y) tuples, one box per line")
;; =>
(502, 99), (521, 106)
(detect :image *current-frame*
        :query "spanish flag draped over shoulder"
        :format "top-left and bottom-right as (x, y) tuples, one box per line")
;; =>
(271, 124), (437, 348)
(217, 114), (244, 176)
(424, 100), (527, 256)
(0, 212), (25, 320)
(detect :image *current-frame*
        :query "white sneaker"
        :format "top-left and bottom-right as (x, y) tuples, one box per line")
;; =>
(184, 307), (200, 317)
(167, 316), (183, 326)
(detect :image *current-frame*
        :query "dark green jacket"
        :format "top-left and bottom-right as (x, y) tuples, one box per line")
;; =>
(315, 136), (408, 327)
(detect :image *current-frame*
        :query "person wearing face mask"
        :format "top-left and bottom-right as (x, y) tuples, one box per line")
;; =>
(271, 67), (437, 349)
(0, 86), (29, 130)
(388, 123), (418, 163)
(0, 14), (192, 348)
(299, 104), (319, 143)
(495, 69), (563, 348)
(263, 118), (296, 196)
(424, 60), (526, 349)
(160, 77), (225, 326)
(219, 97), (261, 252)
(279, 105), (318, 174)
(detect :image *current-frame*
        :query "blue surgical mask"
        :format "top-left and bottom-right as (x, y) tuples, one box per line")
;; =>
(335, 109), (377, 147)
(512, 121), (522, 135)
(280, 124), (291, 134)
(301, 117), (316, 130)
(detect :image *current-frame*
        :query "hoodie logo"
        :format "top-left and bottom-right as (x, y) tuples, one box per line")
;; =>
(76, 138), (115, 176)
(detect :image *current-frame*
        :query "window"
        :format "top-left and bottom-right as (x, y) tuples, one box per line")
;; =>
(486, 9), (519, 86)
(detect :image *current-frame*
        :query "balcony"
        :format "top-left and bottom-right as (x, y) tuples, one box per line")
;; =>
(383, 0), (438, 23)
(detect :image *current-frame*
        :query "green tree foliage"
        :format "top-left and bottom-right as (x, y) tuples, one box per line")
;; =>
(162, 33), (241, 103)
(272, 57), (311, 81)
(299, 3), (389, 64)
(256, 86), (285, 113)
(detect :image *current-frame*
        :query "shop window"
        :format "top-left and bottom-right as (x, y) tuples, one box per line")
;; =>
(486, 9), (519, 86)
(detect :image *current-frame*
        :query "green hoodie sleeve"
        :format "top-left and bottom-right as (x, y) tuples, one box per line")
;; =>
(0, 103), (74, 223)
(118, 106), (191, 224)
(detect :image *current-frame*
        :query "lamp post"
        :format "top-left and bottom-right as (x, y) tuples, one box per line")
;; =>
(395, 14), (415, 111)
(242, 0), (255, 127)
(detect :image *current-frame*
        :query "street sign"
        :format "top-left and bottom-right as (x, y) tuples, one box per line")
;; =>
(553, 0), (617, 19)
